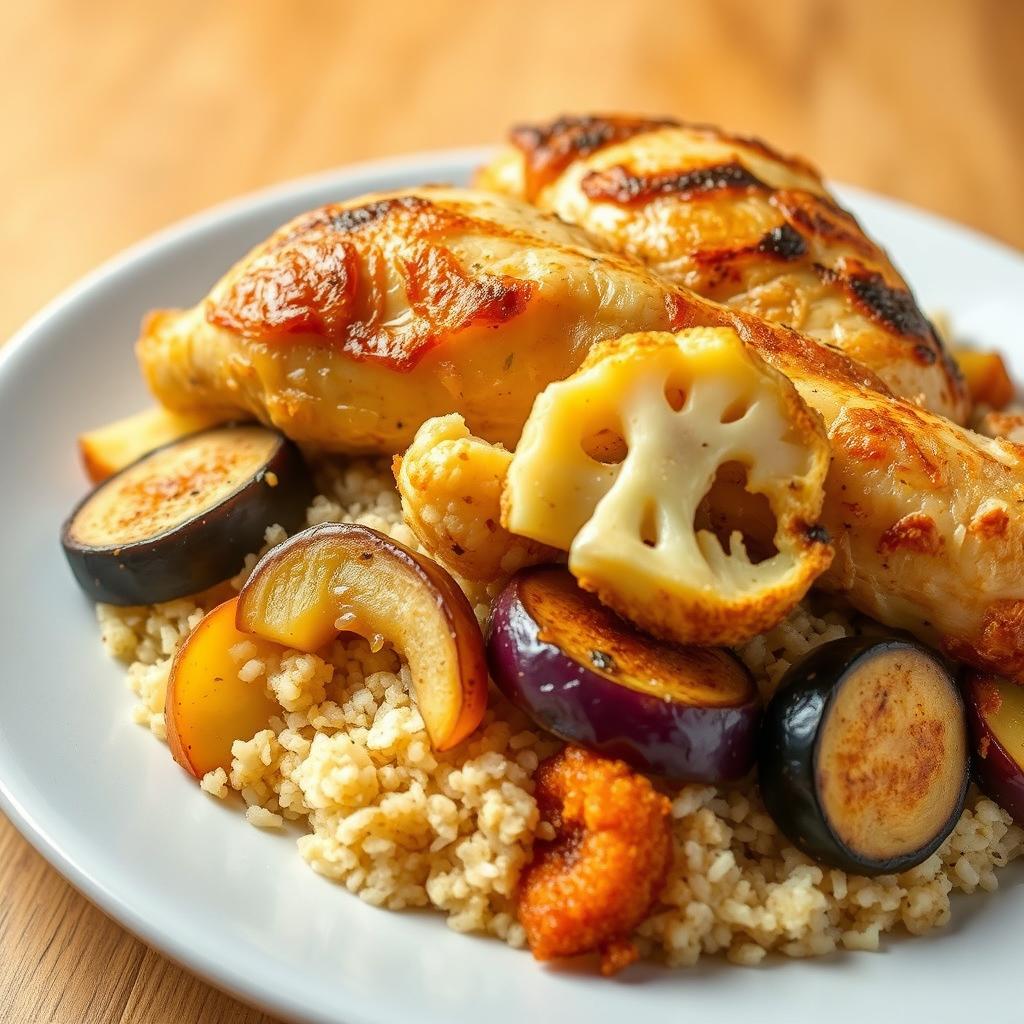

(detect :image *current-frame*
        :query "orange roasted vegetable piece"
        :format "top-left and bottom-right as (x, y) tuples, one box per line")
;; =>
(956, 350), (1015, 410)
(518, 746), (673, 974)
(78, 406), (230, 483)
(165, 597), (281, 778)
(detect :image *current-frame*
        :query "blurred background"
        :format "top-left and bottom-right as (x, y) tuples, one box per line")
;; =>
(2, 0), (1022, 346)
(1, 0), (1021, 1020)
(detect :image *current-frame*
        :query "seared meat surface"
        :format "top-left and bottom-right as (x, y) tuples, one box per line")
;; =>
(138, 187), (682, 452)
(137, 174), (1024, 681)
(478, 114), (969, 424)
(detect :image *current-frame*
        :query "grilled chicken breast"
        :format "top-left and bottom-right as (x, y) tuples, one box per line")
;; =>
(478, 115), (969, 424)
(666, 296), (1024, 682)
(137, 187), (682, 452)
(136, 179), (1024, 680)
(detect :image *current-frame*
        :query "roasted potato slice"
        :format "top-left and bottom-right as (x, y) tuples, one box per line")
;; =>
(78, 405), (230, 483)
(955, 349), (1015, 410)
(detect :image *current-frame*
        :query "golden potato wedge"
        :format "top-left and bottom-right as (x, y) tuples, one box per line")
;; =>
(165, 597), (281, 778)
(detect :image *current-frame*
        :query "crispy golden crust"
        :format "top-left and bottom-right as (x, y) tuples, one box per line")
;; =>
(945, 600), (1024, 681)
(138, 186), (680, 452)
(507, 113), (821, 200)
(517, 747), (672, 974)
(876, 513), (944, 556)
(831, 405), (947, 487)
(969, 504), (1011, 539)
(481, 114), (969, 423)
(207, 196), (535, 371)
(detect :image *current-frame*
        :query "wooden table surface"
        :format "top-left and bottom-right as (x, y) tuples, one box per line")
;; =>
(1, 1), (1021, 1020)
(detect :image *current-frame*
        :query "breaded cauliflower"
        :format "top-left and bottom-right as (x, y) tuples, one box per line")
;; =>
(502, 328), (833, 647)
(393, 414), (556, 583)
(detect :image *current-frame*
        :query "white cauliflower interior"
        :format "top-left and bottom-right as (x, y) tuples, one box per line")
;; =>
(394, 414), (556, 583)
(503, 328), (833, 646)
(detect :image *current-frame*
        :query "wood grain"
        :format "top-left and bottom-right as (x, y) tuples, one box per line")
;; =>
(0, 0), (1020, 1019)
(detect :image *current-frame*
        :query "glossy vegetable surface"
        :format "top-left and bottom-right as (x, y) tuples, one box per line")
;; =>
(487, 566), (760, 781)
(964, 671), (1024, 821)
(62, 424), (313, 605)
(759, 637), (969, 874)
(165, 597), (281, 778)
(237, 523), (488, 750)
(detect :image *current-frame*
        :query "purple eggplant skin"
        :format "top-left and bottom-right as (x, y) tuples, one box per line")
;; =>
(758, 636), (969, 876)
(486, 567), (761, 782)
(61, 425), (314, 606)
(963, 673), (1024, 822)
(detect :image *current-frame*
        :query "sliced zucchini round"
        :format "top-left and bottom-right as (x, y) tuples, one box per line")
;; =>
(758, 637), (969, 875)
(61, 424), (314, 605)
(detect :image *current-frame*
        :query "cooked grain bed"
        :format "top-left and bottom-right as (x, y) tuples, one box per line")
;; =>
(97, 459), (1024, 966)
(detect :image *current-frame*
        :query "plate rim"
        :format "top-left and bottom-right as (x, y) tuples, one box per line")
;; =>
(1, 146), (1021, 1024)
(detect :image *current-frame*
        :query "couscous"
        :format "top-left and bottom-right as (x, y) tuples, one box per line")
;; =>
(95, 460), (1024, 967)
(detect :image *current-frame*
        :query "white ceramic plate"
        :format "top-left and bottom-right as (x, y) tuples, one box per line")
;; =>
(2, 149), (1023, 1024)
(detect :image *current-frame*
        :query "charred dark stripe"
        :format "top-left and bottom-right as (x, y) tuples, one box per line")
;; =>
(580, 162), (767, 205)
(276, 196), (426, 249)
(685, 224), (807, 278)
(844, 270), (932, 339)
(510, 114), (678, 161)
(936, 328), (966, 384)
(328, 197), (421, 233)
(771, 191), (885, 262)
(757, 224), (807, 259)
(509, 114), (679, 197)
(913, 343), (938, 365)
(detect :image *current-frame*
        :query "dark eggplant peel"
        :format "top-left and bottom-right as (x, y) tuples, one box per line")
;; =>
(963, 671), (1024, 822)
(62, 424), (313, 605)
(488, 566), (760, 782)
(237, 522), (489, 751)
(758, 637), (969, 875)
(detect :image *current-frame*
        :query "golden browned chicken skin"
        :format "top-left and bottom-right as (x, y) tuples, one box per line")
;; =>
(478, 114), (969, 424)
(665, 295), (1024, 683)
(138, 187), (684, 452)
(137, 179), (1024, 681)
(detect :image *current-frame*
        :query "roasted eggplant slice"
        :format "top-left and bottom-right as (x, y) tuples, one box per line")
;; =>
(963, 671), (1024, 821)
(237, 523), (488, 751)
(62, 424), (313, 605)
(487, 566), (760, 781)
(758, 637), (969, 875)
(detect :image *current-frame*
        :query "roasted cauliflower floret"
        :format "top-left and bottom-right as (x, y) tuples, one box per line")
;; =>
(394, 414), (556, 582)
(502, 328), (833, 646)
